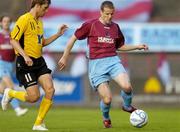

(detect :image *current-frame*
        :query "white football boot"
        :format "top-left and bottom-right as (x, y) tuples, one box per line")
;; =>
(1, 88), (12, 110)
(15, 107), (28, 116)
(32, 124), (48, 131)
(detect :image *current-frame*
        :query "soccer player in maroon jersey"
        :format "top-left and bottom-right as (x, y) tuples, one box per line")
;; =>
(58, 1), (148, 128)
(0, 15), (28, 116)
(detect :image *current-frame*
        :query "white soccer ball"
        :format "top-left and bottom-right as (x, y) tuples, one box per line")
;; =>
(130, 109), (148, 128)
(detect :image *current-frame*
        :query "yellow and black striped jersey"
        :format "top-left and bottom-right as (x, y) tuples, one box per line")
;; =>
(11, 13), (44, 58)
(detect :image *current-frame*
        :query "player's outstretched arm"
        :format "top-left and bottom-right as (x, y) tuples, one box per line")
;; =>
(58, 35), (77, 70)
(43, 24), (68, 46)
(117, 44), (148, 51)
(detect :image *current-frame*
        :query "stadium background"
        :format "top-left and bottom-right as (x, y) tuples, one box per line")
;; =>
(0, 0), (180, 107)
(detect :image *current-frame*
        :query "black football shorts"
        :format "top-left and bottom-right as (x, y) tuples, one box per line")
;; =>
(16, 56), (51, 88)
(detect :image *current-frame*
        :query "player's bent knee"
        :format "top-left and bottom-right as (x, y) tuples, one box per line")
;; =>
(28, 95), (40, 103)
(103, 97), (112, 105)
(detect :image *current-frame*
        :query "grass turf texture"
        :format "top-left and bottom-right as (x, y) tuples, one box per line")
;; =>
(0, 107), (179, 132)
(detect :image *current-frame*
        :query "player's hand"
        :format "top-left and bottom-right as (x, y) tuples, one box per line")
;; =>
(24, 55), (33, 66)
(58, 56), (67, 70)
(57, 24), (68, 36)
(137, 44), (149, 51)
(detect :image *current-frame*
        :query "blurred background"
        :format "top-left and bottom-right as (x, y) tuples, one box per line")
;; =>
(1, 0), (180, 108)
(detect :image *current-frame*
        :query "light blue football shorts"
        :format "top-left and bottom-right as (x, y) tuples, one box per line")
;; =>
(88, 56), (126, 90)
(0, 60), (13, 80)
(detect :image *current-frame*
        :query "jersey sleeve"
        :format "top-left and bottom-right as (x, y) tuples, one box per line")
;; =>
(74, 21), (92, 40)
(116, 24), (125, 49)
(11, 16), (28, 41)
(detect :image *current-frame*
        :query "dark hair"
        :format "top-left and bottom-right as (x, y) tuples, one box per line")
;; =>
(100, 1), (114, 11)
(0, 14), (12, 22)
(31, 0), (51, 8)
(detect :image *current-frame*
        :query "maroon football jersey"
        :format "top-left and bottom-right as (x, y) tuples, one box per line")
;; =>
(0, 32), (15, 62)
(75, 19), (124, 59)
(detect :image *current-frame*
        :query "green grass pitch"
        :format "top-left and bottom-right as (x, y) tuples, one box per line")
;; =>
(0, 107), (180, 132)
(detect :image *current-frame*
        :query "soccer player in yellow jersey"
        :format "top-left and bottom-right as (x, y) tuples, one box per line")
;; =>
(1, 0), (68, 131)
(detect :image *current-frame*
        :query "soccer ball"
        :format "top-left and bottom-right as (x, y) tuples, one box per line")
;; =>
(130, 109), (148, 128)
